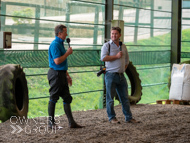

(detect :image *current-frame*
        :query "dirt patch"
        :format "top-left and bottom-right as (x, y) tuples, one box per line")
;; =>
(0, 104), (190, 143)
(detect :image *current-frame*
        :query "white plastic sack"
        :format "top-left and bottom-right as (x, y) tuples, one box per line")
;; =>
(169, 64), (190, 100)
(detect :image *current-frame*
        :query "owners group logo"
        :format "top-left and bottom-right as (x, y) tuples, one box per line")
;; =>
(10, 116), (61, 134)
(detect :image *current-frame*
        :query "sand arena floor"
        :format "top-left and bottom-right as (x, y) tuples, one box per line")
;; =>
(0, 104), (190, 143)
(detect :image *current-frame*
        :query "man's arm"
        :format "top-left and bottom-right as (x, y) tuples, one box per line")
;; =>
(54, 47), (73, 65)
(101, 43), (122, 62)
(102, 52), (122, 61)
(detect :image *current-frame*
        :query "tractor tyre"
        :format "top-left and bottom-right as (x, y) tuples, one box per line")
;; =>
(0, 64), (28, 122)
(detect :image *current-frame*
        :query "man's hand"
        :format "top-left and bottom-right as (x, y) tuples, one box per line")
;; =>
(66, 47), (73, 55)
(67, 75), (72, 86)
(102, 51), (123, 61)
(116, 51), (122, 59)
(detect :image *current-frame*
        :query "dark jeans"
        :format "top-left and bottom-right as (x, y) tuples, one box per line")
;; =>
(47, 68), (72, 103)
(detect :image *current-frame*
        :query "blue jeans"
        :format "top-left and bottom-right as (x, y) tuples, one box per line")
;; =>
(105, 72), (132, 121)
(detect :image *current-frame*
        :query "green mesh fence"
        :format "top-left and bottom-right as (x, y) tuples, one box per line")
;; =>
(181, 52), (190, 58)
(0, 50), (170, 68)
(0, 50), (49, 68)
(129, 50), (171, 65)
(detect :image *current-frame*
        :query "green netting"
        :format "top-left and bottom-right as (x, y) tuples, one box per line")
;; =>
(68, 50), (101, 67)
(0, 50), (49, 68)
(129, 50), (171, 65)
(0, 50), (102, 68)
(181, 52), (190, 58)
(0, 50), (170, 68)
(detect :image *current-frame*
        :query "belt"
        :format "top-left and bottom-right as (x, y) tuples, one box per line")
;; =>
(50, 68), (66, 73)
(115, 72), (124, 75)
(59, 70), (66, 73)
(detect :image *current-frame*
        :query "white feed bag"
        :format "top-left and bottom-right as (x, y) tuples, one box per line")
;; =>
(169, 64), (190, 100)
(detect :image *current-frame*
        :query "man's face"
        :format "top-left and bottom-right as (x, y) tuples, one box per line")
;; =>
(111, 30), (121, 42)
(58, 28), (68, 40)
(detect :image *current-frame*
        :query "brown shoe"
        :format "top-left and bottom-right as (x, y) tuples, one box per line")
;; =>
(126, 118), (141, 123)
(70, 122), (83, 128)
(110, 118), (120, 124)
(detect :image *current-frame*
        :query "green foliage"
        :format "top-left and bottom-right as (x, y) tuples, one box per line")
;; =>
(126, 31), (171, 51)
(94, 104), (98, 110)
(182, 28), (190, 41)
(127, 28), (190, 53)
(12, 8), (33, 25)
(181, 28), (190, 52)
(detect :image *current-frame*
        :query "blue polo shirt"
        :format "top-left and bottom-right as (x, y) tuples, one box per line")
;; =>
(48, 36), (68, 70)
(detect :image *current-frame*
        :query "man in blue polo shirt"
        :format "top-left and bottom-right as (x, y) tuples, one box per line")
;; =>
(48, 24), (82, 129)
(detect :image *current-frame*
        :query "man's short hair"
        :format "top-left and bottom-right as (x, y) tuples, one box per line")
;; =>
(55, 24), (67, 36)
(111, 27), (121, 34)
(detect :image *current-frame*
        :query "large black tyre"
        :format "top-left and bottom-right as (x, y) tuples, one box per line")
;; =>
(0, 64), (28, 122)
(115, 61), (142, 105)
(168, 60), (190, 89)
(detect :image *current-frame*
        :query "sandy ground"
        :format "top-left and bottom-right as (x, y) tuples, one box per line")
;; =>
(0, 104), (190, 143)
